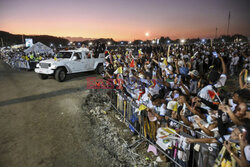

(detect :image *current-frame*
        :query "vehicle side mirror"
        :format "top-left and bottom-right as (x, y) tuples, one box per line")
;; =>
(72, 56), (77, 61)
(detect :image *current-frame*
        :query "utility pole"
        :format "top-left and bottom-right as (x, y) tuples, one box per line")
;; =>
(227, 11), (231, 36)
(215, 27), (218, 38)
(1, 38), (3, 47)
(22, 34), (24, 44)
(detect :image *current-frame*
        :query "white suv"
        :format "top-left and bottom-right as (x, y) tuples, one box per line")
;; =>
(35, 49), (105, 82)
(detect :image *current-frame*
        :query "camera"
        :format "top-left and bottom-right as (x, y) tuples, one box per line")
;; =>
(212, 51), (218, 58)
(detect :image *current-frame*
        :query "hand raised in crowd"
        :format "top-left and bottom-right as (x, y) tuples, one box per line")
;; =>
(223, 141), (232, 153)
(218, 104), (232, 113)
(180, 109), (185, 116)
(239, 68), (248, 89)
(174, 59), (178, 64)
(194, 116), (202, 124)
(239, 69), (247, 76)
(239, 133), (247, 148)
(192, 97), (200, 104)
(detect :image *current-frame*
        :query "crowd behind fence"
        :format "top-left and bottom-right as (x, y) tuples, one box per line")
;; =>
(108, 89), (222, 167)
(101, 41), (250, 167)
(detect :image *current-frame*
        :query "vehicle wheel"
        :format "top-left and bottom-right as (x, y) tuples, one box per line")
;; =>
(96, 64), (104, 74)
(55, 68), (66, 82)
(38, 74), (48, 80)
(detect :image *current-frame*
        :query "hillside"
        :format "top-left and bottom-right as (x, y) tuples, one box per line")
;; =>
(0, 31), (69, 47)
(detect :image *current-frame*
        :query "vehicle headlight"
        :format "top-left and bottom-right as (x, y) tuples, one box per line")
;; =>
(36, 63), (40, 68)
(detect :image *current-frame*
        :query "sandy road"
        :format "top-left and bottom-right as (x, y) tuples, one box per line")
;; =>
(0, 61), (101, 167)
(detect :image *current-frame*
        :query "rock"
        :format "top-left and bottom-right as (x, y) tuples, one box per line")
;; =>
(95, 106), (101, 112)
(83, 89), (150, 166)
(100, 109), (107, 114)
(90, 109), (95, 114)
(113, 137), (118, 143)
(123, 129), (129, 133)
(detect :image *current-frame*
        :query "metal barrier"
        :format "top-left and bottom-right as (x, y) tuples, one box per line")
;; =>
(107, 89), (220, 167)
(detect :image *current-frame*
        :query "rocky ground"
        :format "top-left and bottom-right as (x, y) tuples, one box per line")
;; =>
(81, 89), (170, 167)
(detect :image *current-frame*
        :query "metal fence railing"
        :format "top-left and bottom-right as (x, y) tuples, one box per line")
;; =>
(107, 89), (220, 167)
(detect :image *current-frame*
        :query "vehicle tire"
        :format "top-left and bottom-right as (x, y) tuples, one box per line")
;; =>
(55, 68), (66, 82)
(96, 64), (104, 74)
(38, 74), (48, 80)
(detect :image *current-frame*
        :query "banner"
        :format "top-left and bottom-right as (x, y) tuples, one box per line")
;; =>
(25, 38), (33, 47)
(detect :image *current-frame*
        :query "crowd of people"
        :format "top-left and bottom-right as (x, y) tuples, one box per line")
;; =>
(102, 42), (250, 167)
(0, 43), (106, 69)
(0, 48), (54, 69)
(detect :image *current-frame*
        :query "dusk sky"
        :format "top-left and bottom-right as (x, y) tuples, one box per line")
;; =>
(0, 0), (249, 41)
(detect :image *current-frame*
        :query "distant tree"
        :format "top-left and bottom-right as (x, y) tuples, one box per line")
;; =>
(133, 40), (143, 45)
(174, 39), (180, 43)
(159, 36), (165, 44)
(165, 37), (171, 43)
(232, 34), (248, 42)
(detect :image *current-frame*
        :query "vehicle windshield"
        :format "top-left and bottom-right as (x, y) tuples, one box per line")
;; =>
(57, 52), (72, 59)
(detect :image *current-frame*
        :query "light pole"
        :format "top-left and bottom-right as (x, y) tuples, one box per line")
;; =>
(145, 32), (149, 44)
(0, 38), (3, 47)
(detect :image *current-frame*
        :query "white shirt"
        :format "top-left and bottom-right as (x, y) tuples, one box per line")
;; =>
(231, 56), (239, 66)
(148, 83), (161, 96)
(159, 62), (173, 75)
(244, 145), (250, 162)
(198, 85), (214, 102)
(140, 88), (150, 104)
(147, 101), (157, 122)
(214, 74), (227, 88)
(154, 103), (167, 116)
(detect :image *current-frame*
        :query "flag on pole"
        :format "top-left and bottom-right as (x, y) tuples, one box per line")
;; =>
(138, 90), (145, 101)
(163, 58), (168, 66)
(117, 66), (123, 74)
(244, 70), (248, 83)
(167, 45), (171, 57)
(208, 90), (216, 99)
(130, 58), (135, 67)
(138, 50), (142, 57)
(208, 90), (222, 103)
(227, 11), (231, 35)
(149, 79), (157, 88)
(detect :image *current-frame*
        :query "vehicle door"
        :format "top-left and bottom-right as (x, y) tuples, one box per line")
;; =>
(84, 52), (95, 71)
(70, 52), (84, 72)
(80, 52), (90, 72)
(88, 52), (95, 70)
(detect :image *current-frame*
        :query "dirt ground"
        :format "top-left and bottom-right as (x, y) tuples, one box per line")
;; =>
(0, 60), (106, 167)
(0, 59), (241, 167)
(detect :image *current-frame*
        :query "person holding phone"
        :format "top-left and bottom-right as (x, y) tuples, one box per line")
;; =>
(197, 52), (227, 103)
(230, 53), (240, 76)
(239, 69), (250, 90)
(223, 124), (250, 167)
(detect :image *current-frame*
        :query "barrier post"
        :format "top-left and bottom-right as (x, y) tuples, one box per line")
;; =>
(123, 100), (126, 123)
(117, 93), (119, 111)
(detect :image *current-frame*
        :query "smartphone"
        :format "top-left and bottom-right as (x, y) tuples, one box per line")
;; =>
(174, 93), (179, 99)
(212, 52), (218, 58)
(247, 76), (250, 84)
(177, 75), (181, 84)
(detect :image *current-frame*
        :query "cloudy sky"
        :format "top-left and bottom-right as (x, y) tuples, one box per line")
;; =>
(0, 0), (249, 40)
